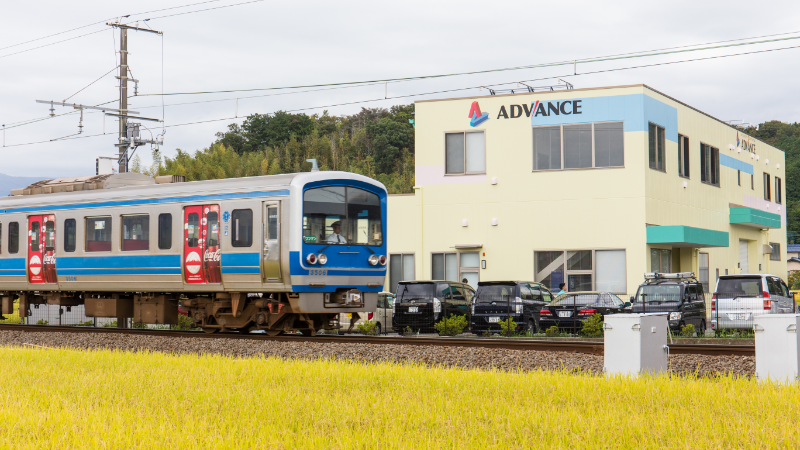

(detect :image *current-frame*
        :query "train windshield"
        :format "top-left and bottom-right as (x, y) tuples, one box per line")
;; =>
(303, 186), (383, 246)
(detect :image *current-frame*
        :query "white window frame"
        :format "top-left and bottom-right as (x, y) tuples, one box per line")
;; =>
(648, 122), (666, 172)
(678, 134), (690, 178)
(443, 130), (486, 176)
(532, 121), (624, 172)
(389, 253), (415, 293)
(533, 249), (627, 295)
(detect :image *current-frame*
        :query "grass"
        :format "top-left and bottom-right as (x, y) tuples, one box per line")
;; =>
(0, 347), (799, 448)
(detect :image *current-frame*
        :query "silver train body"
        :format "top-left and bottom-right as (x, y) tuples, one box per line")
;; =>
(0, 171), (388, 334)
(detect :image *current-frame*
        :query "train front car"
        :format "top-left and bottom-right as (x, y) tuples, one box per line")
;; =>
(287, 173), (387, 333)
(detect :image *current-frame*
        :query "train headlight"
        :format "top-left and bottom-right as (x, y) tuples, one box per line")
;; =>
(378, 255), (387, 265)
(318, 253), (328, 265)
(368, 254), (379, 266)
(307, 253), (318, 265)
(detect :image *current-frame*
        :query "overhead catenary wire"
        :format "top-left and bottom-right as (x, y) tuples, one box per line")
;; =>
(62, 65), (119, 103)
(4, 40), (800, 151)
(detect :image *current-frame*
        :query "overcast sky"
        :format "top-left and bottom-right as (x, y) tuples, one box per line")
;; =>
(1, 0), (799, 178)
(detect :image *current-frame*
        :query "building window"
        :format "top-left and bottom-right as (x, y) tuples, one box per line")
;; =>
(86, 217), (112, 252)
(64, 219), (76, 253)
(678, 134), (689, 178)
(763, 173), (771, 201)
(699, 253), (709, 293)
(751, 174), (754, 190)
(769, 243), (781, 261)
(700, 143), (720, 186)
(122, 215), (149, 251)
(459, 252), (480, 288)
(445, 131), (485, 174)
(158, 214), (172, 250)
(231, 209), (253, 247)
(564, 124), (593, 169)
(533, 126), (561, 170)
(738, 170), (741, 186)
(535, 251), (564, 291)
(432, 252), (458, 280)
(595, 250), (626, 293)
(650, 248), (671, 273)
(648, 123), (665, 171)
(8, 222), (19, 254)
(534, 122), (623, 171)
(389, 254), (415, 293)
(534, 250), (626, 294)
(775, 177), (782, 204)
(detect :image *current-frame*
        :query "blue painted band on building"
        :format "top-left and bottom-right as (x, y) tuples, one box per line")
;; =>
(719, 154), (754, 175)
(0, 189), (290, 215)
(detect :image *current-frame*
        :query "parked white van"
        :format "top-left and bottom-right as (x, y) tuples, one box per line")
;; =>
(711, 274), (795, 331)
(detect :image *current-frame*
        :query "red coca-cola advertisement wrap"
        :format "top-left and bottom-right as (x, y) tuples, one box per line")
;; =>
(184, 204), (221, 284)
(203, 205), (222, 283)
(43, 214), (57, 283)
(27, 215), (44, 283)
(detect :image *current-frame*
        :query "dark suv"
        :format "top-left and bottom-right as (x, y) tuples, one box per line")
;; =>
(631, 272), (707, 332)
(470, 281), (553, 334)
(392, 281), (474, 333)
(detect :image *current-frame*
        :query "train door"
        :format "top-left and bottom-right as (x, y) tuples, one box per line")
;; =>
(262, 202), (281, 282)
(28, 214), (56, 284)
(183, 205), (221, 284)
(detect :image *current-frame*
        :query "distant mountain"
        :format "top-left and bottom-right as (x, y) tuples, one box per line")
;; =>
(0, 173), (50, 197)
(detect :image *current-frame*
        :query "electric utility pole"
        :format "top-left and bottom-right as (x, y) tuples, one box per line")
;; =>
(106, 21), (162, 173)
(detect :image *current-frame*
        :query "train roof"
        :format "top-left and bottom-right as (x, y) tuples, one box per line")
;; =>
(0, 171), (385, 213)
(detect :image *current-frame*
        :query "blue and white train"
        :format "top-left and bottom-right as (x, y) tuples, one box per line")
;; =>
(0, 171), (387, 334)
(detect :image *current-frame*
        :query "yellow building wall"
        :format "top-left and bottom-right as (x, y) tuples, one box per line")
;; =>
(386, 84), (787, 295)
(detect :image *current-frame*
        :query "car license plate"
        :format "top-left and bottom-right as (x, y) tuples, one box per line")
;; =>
(558, 311), (572, 318)
(346, 313), (352, 318)
(728, 313), (748, 320)
(488, 317), (500, 323)
(408, 307), (418, 313)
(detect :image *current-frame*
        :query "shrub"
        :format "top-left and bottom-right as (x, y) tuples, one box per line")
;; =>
(77, 320), (94, 327)
(434, 315), (468, 336)
(579, 314), (604, 337)
(132, 322), (148, 329)
(176, 314), (195, 330)
(403, 326), (414, 336)
(498, 318), (517, 337)
(36, 319), (49, 325)
(103, 320), (118, 328)
(545, 326), (560, 337)
(680, 324), (695, 338)
(355, 320), (378, 336)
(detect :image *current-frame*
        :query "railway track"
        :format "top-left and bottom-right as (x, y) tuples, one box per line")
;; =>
(0, 324), (755, 356)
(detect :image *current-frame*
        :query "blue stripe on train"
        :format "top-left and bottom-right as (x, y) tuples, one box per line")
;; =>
(222, 267), (261, 275)
(0, 271), (26, 276)
(0, 258), (25, 270)
(289, 251), (387, 277)
(221, 253), (260, 267)
(0, 189), (290, 215)
(58, 269), (182, 275)
(291, 284), (383, 293)
(58, 254), (181, 269)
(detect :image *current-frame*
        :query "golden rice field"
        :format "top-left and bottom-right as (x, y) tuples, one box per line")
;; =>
(0, 346), (798, 449)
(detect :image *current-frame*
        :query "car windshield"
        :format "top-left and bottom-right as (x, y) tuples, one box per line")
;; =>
(551, 294), (600, 306)
(397, 283), (435, 300)
(636, 285), (681, 302)
(302, 186), (383, 246)
(717, 277), (762, 297)
(475, 284), (516, 302)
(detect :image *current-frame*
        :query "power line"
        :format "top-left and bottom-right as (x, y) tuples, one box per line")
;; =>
(62, 65), (119, 103)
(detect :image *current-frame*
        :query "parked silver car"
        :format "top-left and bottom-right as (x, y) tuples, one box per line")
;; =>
(338, 292), (394, 335)
(711, 274), (795, 331)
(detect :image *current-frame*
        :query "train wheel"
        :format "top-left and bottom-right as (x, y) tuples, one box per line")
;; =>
(265, 330), (284, 336)
(202, 327), (219, 334)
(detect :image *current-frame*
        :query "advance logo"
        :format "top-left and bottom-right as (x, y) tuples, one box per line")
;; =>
(497, 99), (583, 119)
(468, 101), (489, 127)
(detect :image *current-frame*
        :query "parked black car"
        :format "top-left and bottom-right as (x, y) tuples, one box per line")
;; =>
(631, 272), (707, 332)
(539, 292), (629, 332)
(470, 281), (553, 334)
(392, 281), (474, 333)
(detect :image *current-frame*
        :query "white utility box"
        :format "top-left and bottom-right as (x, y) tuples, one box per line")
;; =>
(753, 314), (800, 383)
(603, 314), (668, 377)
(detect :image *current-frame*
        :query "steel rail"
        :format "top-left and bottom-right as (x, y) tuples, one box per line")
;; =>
(0, 324), (755, 356)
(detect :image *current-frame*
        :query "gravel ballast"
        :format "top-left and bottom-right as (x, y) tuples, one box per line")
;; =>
(0, 330), (754, 377)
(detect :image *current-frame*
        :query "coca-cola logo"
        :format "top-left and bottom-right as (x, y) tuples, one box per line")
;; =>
(204, 249), (221, 262)
(29, 255), (42, 275)
(44, 254), (56, 265)
(186, 251), (202, 274)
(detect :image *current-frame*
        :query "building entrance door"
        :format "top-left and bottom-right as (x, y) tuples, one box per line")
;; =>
(739, 240), (749, 273)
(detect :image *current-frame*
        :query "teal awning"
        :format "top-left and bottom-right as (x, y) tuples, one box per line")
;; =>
(646, 225), (729, 248)
(730, 207), (781, 229)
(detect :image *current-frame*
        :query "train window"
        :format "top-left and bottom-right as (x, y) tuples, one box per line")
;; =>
(187, 213), (200, 247)
(86, 217), (112, 252)
(267, 207), (278, 240)
(302, 186), (383, 246)
(158, 214), (172, 250)
(8, 222), (19, 254)
(231, 209), (253, 247)
(30, 221), (40, 252)
(207, 211), (219, 247)
(122, 215), (149, 251)
(45, 220), (55, 250)
(64, 219), (76, 252)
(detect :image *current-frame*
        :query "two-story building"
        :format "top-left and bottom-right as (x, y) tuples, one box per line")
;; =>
(385, 84), (786, 296)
